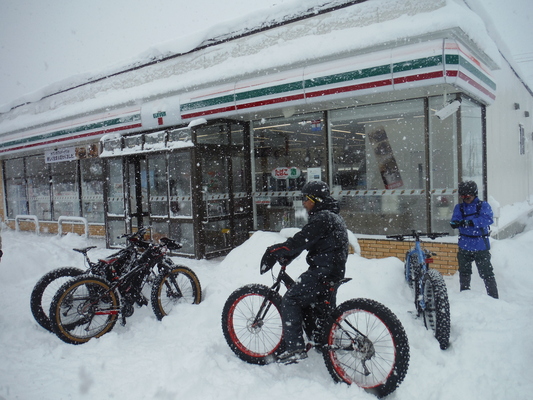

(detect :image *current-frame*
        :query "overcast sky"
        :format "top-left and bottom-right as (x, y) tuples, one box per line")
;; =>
(0, 0), (531, 109)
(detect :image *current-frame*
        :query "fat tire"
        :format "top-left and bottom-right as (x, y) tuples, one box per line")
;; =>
(404, 252), (415, 289)
(30, 267), (85, 332)
(151, 265), (202, 320)
(221, 284), (285, 365)
(49, 275), (119, 345)
(405, 252), (423, 292)
(322, 298), (409, 398)
(422, 268), (451, 350)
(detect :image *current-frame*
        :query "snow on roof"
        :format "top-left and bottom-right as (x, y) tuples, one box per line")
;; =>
(0, 0), (500, 135)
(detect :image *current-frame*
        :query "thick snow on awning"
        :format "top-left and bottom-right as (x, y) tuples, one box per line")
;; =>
(0, 0), (500, 136)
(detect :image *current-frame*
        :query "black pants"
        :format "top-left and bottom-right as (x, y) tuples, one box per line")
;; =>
(457, 248), (495, 279)
(281, 267), (335, 352)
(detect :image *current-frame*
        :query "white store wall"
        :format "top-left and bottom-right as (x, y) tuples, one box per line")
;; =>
(486, 60), (533, 206)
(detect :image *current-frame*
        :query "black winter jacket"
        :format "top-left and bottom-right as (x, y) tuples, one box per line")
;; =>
(268, 196), (349, 279)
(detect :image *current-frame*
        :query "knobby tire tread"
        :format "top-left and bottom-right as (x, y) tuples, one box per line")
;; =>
(221, 284), (285, 365)
(322, 298), (409, 398)
(30, 267), (85, 332)
(151, 264), (202, 320)
(423, 268), (451, 350)
(49, 275), (119, 345)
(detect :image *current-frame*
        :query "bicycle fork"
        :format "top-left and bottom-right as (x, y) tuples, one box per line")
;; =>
(251, 295), (276, 331)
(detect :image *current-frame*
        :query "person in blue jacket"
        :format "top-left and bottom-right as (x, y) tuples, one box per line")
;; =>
(450, 181), (498, 298)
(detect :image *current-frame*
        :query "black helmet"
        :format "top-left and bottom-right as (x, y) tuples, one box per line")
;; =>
(458, 181), (478, 196)
(301, 180), (330, 202)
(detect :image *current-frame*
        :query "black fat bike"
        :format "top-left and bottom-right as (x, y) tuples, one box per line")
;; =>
(387, 230), (451, 350)
(221, 263), (409, 398)
(48, 234), (202, 344)
(30, 230), (146, 332)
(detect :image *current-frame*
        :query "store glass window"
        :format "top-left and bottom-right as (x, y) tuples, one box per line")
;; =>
(202, 151), (230, 218)
(80, 158), (105, 223)
(151, 220), (169, 241)
(26, 155), (52, 220)
(107, 158), (125, 215)
(168, 152), (192, 217)
(148, 154), (169, 217)
(168, 151), (194, 255)
(253, 112), (326, 231)
(170, 220), (195, 254)
(51, 160), (80, 219)
(232, 154), (248, 216)
(195, 123), (229, 145)
(460, 98), (484, 194)
(107, 219), (127, 247)
(231, 122), (245, 146)
(331, 99), (427, 234)
(429, 96), (459, 233)
(4, 158), (28, 218)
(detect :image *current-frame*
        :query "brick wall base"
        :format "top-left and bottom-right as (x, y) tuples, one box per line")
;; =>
(5, 221), (458, 274)
(358, 238), (458, 276)
(5, 221), (106, 238)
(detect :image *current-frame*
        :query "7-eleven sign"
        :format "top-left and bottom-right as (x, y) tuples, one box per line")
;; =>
(153, 111), (167, 125)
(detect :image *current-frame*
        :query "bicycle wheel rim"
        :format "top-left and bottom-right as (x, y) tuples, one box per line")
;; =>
(156, 270), (199, 315)
(227, 292), (283, 358)
(327, 308), (397, 388)
(54, 279), (118, 343)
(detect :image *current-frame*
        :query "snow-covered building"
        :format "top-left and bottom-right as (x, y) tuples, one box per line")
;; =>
(0, 0), (531, 260)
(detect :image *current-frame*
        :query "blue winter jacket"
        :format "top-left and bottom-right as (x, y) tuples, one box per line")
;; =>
(451, 197), (493, 251)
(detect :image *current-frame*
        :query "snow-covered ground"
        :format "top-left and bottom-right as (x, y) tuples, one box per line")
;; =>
(1, 207), (532, 399)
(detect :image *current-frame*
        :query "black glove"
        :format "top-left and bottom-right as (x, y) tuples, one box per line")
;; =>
(450, 220), (473, 229)
(450, 220), (461, 229)
(0, 249), (2, 260)
(260, 244), (291, 274)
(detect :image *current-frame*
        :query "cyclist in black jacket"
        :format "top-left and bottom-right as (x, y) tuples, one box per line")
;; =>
(261, 180), (349, 364)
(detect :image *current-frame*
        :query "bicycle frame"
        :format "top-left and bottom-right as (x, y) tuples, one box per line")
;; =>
(72, 235), (181, 323)
(407, 238), (430, 312)
(387, 230), (448, 314)
(260, 264), (353, 349)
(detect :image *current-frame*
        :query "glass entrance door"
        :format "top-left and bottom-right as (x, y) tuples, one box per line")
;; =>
(105, 151), (197, 254)
(105, 156), (148, 246)
(193, 120), (252, 258)
(127, 156), (149, 230)
(103, 120), (250, 257)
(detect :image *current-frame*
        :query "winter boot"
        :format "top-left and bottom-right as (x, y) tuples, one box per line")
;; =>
(459, 273), (471, 291)
(277, 349), (308, 364)
(483, 276), (499, 299)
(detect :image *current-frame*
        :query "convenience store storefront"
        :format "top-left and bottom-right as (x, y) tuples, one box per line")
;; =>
(0, 36), (497, 259)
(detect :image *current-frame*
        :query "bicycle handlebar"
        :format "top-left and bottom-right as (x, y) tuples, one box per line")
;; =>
(386, 230), (449, 241)
(118, 227), (148, 240)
